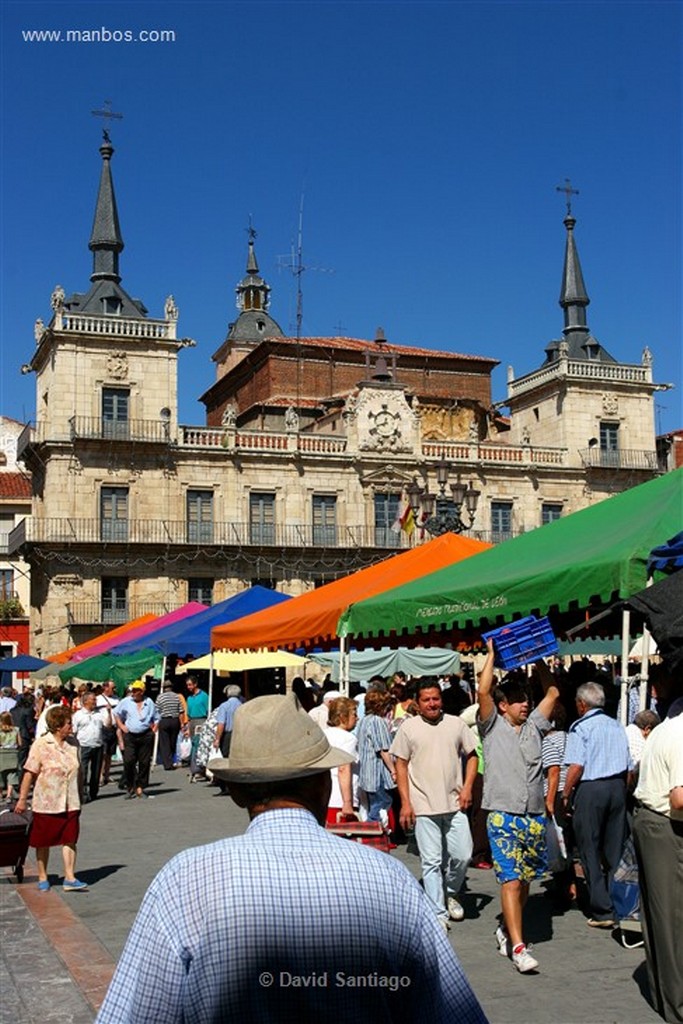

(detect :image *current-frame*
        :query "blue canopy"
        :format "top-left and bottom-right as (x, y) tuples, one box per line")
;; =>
(110, 587), (292, 657)
(0, 654), (51, 672)
(647, 531), (683, 575)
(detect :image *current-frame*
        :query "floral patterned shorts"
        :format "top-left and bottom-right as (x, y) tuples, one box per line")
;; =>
(487, 811), (547, 883)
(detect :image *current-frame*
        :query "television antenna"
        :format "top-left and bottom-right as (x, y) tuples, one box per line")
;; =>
(277, 194), (333, 340)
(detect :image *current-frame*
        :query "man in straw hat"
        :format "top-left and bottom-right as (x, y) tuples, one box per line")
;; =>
(97, 693), (487, 1024)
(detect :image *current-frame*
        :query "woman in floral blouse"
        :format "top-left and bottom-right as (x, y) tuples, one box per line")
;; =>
(15, 705), (87, 892)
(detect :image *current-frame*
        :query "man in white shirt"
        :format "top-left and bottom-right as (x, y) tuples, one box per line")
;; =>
(73, 691), (110, 802)
(96, 681), (120, 786)
(633, 708), (683, 1023)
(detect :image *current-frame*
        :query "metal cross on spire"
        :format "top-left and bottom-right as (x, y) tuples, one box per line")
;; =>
(91, 99), (123, 142)
(556, 177), (580, 215)
(246, 215), (257, 242)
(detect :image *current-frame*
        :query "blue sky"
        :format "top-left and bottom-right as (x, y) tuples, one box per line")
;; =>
(1, 1), (681, 432)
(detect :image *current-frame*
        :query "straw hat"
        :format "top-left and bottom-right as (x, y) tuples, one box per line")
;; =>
(210, 693), (354, 783)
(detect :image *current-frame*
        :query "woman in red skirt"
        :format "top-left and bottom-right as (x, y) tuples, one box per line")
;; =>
(15, 705), (87, 892)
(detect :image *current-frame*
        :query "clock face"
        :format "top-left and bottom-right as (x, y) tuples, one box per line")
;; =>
(375, 410), (395, 436)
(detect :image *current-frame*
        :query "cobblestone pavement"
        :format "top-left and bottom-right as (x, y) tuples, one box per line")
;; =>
(1, 765), (663, 1024)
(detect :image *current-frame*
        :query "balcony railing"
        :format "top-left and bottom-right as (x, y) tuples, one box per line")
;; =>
(422, 441), (567, 466)
(0, 532), (10, 556)
(10, 517), (412, 551)
(60, 312), (174, 340)
(70, 416), (173, 444)
(508, 359), (652, 400)
(178, 425), (569, 467)
(66, 600), (188, 626)
(579, 448), (659, 471)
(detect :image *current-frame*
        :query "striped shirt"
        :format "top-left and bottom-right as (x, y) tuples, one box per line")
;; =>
(96, 808), (486, 1024)
(564, 709), (632, 779)
(357, 714), (394, 793)
(541, 730), (568, 795)
(155, 691), (183, 719)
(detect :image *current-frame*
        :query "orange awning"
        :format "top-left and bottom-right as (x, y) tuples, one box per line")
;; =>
(211, 532), (490, 652)
(48, 614), (158, 664)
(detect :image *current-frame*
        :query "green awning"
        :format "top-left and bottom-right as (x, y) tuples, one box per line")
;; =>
(59, 649), (161, 695)
(339, 470), (683, 641)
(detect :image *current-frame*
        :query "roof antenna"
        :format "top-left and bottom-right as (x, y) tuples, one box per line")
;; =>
(277, 193), (333, 340)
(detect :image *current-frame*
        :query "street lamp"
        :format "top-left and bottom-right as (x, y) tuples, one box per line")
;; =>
(408, 459), (480, 536)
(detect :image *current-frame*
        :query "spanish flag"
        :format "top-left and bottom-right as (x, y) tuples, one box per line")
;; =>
(399, 503), (415, 537)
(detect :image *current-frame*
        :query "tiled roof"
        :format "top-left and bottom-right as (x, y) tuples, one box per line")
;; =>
(273, 336), (498, 365)
(0, 473), (32, 499)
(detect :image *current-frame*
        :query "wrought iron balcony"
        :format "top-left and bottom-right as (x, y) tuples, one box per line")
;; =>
(69, 416), (174, 444)
(66, 600), (188, 626)
(9, 517), (411, 552)
(579, 448), (658, 471)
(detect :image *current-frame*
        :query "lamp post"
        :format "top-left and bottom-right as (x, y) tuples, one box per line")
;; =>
(407, 459), (480, 536)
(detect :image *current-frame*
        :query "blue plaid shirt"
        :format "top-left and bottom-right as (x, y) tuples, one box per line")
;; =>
(564, 709), (632, 779)
(96, 808), (487, 1024)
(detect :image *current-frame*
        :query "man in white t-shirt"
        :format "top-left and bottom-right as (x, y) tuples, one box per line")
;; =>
(633, 708), (683, 1023)
(96, 680), (120, 786)
(391, 680), (477, 930)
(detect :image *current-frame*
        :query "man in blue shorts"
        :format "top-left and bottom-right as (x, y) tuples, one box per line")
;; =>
(477, 641), (559, 973)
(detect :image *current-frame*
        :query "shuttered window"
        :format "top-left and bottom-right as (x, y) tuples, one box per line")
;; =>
(100, 487), (129, 542)
(250, 493), (275, 545)
(187, 490), (214, 543)
(491, 501), (513, 544)
(313, 494), (337, 546)
(102, 388), (129, 439)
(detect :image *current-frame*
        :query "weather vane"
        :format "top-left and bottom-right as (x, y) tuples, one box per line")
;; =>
(91, 99), (123, 142)
(556, 178), (579, 215)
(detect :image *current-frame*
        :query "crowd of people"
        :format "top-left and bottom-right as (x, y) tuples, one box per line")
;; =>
(2, 645), (681, 1023)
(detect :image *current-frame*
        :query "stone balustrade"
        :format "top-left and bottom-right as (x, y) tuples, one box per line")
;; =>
(508, 359), (651, 399)
(59, 313), (173, 340)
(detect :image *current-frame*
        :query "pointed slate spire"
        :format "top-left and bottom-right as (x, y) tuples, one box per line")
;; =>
(89, 134), (124, 283)
(559, 212), (590, 337)
(235, 225), (271, 314)
(246, 235), (259, 274)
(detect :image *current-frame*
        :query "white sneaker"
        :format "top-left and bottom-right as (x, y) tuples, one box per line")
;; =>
(511, 945), (538, 973)
(447, 897), (465, 921)
(495, 925), (510, 958)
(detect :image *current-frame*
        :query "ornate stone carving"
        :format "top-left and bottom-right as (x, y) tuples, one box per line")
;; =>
(221, 404), (237, 428)
(50, 285), (65, 311)
(521, 425), (531, 445)
(164, 295), (179, 321)
(34, 318), (45, 343)
(421, 404), (472, 442)
(641, 345), (653, 367)
(356, 390), (414, 453)
(107, 351), (128, 380)
(285, 406), (300, 432)
(602, 393), (619, 416)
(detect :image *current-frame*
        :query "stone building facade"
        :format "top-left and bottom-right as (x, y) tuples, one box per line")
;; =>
(9, 137), (662, 655)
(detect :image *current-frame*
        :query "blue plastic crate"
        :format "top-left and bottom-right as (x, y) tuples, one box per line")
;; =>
(482, 615), (558, 670)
